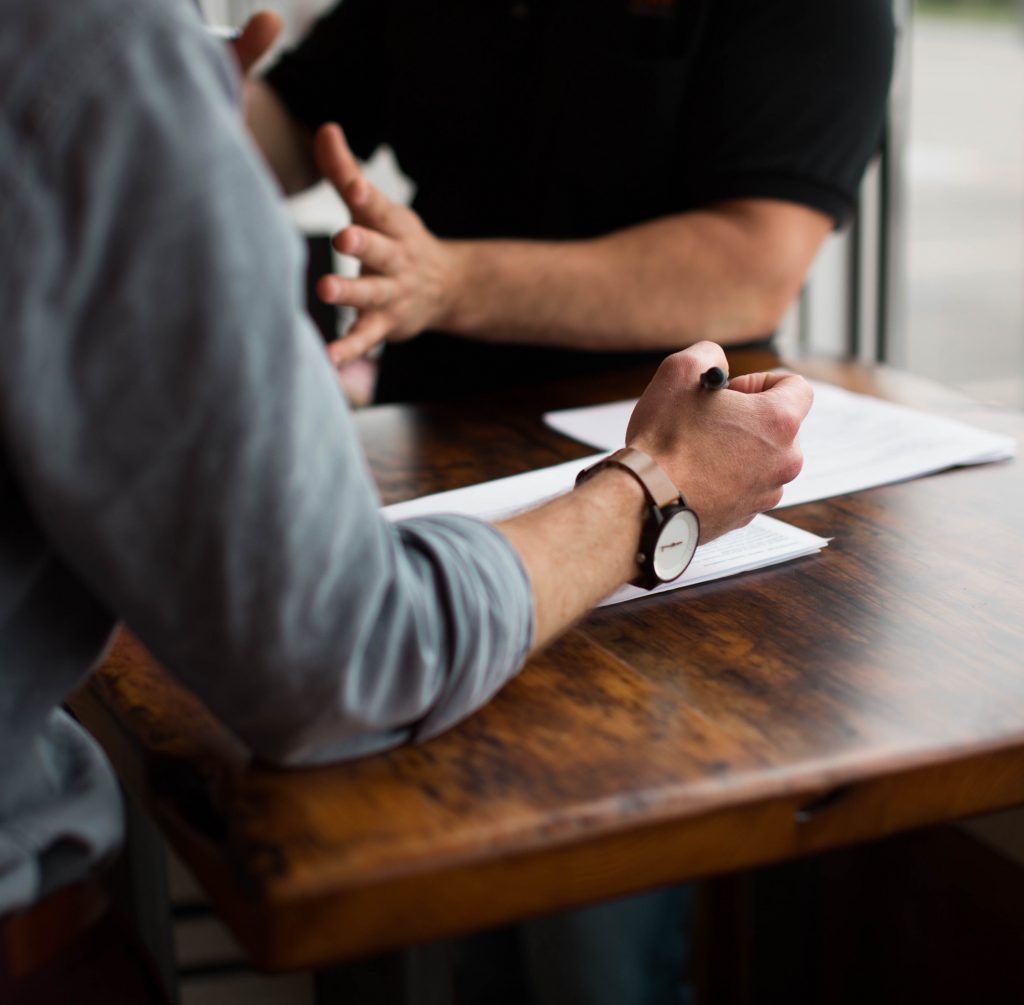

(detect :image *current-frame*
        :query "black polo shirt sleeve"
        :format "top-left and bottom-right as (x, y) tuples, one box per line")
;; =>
(264, 0), (387, 161)
(681, 0), (895, 227)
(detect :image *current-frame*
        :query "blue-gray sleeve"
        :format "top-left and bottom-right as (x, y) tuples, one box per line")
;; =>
(0, 0), (533, 766)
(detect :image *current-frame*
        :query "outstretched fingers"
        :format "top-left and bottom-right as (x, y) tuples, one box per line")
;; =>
(333, 226), (400, 275)
(317, 273), (396, 310)
(315, 124), (408, 237)
(327, 313), (392, 366)
(342, 176), (408, 238)
(314, 122), (362, 200)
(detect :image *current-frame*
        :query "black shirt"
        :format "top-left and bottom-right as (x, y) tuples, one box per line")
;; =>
(268, 0), (894, 401)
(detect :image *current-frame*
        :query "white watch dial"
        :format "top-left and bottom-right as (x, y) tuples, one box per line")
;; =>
(652, 510), (699, 581)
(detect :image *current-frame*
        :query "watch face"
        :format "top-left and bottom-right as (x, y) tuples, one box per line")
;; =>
(653, 509), (700, 582)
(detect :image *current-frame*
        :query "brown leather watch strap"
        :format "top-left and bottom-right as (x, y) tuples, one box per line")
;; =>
(576, 447), (682, 508)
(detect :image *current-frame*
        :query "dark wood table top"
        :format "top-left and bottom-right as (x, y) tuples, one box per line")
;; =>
(71, 349), (1024, 972)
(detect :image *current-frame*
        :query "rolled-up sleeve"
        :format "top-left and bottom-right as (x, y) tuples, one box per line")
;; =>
(0, 0), (534, 766)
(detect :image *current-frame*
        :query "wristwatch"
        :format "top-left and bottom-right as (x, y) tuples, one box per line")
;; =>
(576, 447), (700, 590)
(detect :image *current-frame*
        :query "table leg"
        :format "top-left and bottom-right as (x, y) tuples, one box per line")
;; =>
(107, 789), (180, 1005)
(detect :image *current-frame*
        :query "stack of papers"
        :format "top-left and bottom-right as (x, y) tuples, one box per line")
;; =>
(382, 379), (1015, 607)
(543, 379), (1017, 509)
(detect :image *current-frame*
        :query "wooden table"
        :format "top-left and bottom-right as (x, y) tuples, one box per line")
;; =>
(71, 349), (1024, 974)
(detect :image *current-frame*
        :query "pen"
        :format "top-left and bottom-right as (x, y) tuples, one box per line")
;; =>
(699, 366), (729, 390)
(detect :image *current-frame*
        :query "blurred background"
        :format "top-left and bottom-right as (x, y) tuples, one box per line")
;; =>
(905, 0), (1023, 407)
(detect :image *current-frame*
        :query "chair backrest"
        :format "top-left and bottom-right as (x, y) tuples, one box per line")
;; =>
(776, 0), (910, 365)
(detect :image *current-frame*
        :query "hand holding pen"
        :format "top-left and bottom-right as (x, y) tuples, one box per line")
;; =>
(624, 343), (810, 541)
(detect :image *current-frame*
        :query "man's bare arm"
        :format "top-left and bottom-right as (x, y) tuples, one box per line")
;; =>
(441, 200), (832, 350)
(499, 343), (812, 652)
(245, 77), (319, 194)
(500, 468), (646, 650)
(310, 124), (832, 365)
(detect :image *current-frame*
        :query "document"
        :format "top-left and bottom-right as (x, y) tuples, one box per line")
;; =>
(543, 379), (1017, 509)
(383, 462), (829, 608)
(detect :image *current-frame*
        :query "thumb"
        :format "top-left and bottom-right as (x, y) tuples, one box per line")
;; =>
(231, 10), (284, 75)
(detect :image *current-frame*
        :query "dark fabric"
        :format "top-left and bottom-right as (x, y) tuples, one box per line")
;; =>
(269, 0), (893, 238)
(375, 334), (667, 404)
(374, 332), (771, 405)
(267, 0), (892, 401)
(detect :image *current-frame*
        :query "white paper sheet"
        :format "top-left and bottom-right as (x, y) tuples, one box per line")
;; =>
(543, 379), (1017, 509)
(383, 464), (828, 607)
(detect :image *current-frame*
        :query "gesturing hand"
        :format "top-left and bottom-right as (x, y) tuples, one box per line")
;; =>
(313, 124), (461, 367)
(626, 342), (813, 542)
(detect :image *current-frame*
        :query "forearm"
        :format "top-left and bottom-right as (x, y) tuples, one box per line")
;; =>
(497, 468), (646, 650)
(245, 78), (320, 194)
(441, 201), (830, 351)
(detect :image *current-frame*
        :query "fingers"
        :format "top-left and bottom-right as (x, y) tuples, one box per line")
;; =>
(658, 348), (811, 427)
(327, 314), (392, 366)
(314, 124), (408, 237)
(342, 175), (409, 238)
(724, 372), (770, 394)
(663, 340), (728, 378)
(317, 273), (396, 311)
(644, 341), (729, 398)
(730, 371), (814, 423)
(333, 226), (400, 275)
(231, 10), (283, 75)
(315, 123), (363, 205)
(728, 370), (794, 394)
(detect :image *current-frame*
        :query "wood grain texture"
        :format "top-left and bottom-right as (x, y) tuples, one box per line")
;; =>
(70, 351), (1024, 970)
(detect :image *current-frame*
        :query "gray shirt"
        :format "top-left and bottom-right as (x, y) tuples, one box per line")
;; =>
(0, 0), (533, 915)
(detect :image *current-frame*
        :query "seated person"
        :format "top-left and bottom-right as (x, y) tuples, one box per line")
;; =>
(246, 0), (895, 401)
(0, 1), (813, 1003)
